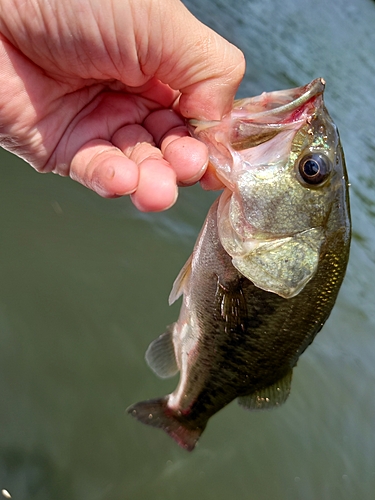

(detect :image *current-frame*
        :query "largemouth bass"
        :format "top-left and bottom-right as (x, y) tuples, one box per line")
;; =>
(127, 78), (351, 451)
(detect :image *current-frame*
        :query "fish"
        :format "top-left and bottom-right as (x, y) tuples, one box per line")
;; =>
(127, 78), (351, 451)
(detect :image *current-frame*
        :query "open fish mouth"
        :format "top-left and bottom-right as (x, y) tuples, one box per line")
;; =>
(189, 77), (325, 130)
(233, 77), (326, 117)
(227, 78), (326, 149)
(188, 78), (328, 190)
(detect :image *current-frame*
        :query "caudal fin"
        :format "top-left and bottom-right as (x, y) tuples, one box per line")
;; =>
(127, 397), (204, 451)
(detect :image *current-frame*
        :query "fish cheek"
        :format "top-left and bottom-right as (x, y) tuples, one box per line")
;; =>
(232, 170), (313, 237)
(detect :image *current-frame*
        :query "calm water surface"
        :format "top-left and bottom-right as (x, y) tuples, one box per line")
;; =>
(1, 0), (375, 498)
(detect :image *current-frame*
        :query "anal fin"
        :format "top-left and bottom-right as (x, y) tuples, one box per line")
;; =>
(238, 370), (293, 411)
(145, 325), (179, 379)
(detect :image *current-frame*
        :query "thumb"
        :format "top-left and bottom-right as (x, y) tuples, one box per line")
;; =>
(134, 0), (245, 120)
(177, 28), (246, 120)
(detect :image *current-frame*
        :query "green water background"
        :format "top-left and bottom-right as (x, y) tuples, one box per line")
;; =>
(1, 0), (375, 498)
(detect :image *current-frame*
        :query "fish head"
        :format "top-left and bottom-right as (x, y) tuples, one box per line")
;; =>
(190, 79), (350, 298)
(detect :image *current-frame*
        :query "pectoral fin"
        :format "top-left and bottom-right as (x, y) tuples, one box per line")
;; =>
(215, 277), (248, 332)
(145, 325), (179, 379)
(238, 370), (293, 410)
(232, 228), (324, 298)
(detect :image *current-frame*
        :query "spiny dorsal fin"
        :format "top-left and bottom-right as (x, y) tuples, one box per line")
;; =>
(169, 254), (193, 305)
(238, 370), (293, 410)
(145, 325), (179, 379)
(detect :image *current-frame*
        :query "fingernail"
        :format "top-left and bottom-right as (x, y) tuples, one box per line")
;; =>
(178, 159), (209, 186)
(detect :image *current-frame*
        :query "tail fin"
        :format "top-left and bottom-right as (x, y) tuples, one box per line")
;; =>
(127, 397), (204, 451)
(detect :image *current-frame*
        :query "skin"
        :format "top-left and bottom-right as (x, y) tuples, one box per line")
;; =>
(0, 0), (245, 211)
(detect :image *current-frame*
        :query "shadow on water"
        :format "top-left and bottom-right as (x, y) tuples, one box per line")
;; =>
(1, 0), (375, 499)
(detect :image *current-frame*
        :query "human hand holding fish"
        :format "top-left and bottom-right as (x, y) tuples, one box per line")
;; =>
(128, 78), (351, 451)
(0, 0), (351, 454)
(0, 0), (244, 211)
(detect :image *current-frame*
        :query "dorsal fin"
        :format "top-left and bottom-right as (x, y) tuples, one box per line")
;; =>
(238, 370), (293, 410)
(145, 325), (179, 379)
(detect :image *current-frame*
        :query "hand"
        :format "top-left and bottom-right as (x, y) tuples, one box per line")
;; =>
(0, 0), (244, 211)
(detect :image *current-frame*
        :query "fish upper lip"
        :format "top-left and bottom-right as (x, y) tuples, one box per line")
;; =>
(189, 78), (326, 129)
(247, 77), (326, 119)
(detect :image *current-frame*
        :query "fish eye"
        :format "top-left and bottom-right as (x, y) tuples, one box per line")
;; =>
(298, 153), (332, 186)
